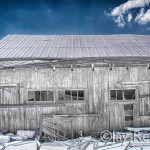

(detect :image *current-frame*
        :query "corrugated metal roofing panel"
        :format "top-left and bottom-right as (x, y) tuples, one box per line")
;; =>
(31, 47), (45, 57)
(108, 46), (124, 57)
(14, 41), (36, 58)
(85, 38), (95, 47)
(66, 47), (73, 58)
(49, 47), (59, 58)
(17, 47), (33, 58)
(57, 47), (66, 58)
(60, 36), (67, 47)
(73, 47), (82, 58)
(0, 34), (149, 59)
(81, 47), (91, 57)
(52, 40), (61, 48)
(88, 47), (99, 57)
(66, 35), (73, 47)
(123, 46), (138, 56)
(73, 35), (80, 47)
(95, 47), (107, 57)
(40, 47), (51, 58)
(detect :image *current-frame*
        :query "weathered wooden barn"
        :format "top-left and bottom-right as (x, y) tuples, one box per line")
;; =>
(0, 34), (150, 139)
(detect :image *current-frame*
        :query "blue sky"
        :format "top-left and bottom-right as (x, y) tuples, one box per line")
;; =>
(0, 0), (150, 39)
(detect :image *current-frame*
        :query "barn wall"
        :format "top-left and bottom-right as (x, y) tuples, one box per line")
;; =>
(0, 66), (149, 134)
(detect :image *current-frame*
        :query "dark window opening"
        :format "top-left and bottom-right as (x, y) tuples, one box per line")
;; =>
(72, 90), (77, 101)
(117, 90), (123, 100)
(41, 91), (47, 101)
(78, 90), (84, 100)
(110, 89), (135, 100)
(58, 91), (65, 101)
(65, 91), (71, 101)
(28, 91), (54, 102)
(125, 116), (133, 121)
(124, 90), (135, 100)
(58, 90), (84, 101)
(110, 90), (116, 100)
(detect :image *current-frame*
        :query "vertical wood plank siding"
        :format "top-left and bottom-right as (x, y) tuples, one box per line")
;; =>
(0, 66), (149, 133)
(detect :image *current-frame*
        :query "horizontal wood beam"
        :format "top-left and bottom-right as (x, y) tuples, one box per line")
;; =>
(1, 57), (150, 69)
(0, 103), (65, 108)
(42, 114), (100, 118)
(0, 83), (18, 87)
(117, 81), (150, 85)
(0, 56), (150, 62)
(139, 95), (150, 98)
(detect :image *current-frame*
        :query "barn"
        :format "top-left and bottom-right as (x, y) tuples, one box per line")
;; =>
(0, 34), (150, 140)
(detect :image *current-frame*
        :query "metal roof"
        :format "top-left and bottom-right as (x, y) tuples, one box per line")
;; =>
(0, 34), (150, 60)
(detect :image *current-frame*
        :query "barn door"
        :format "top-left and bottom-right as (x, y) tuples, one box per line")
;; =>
(109, 103), (134, 130)
(109, 103), (125, 130)
(109, 89), (136, 129)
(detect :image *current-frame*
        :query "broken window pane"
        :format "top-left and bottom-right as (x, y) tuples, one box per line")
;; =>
(59, 89), (84, 101)
(117, 90), (123, 100)
(78, 90), (84, 100)
(110, 90), (116, 100)
(58, 91), (65, 101)
(47, 91), (54, 101)
(65, 91), (71, 101)
(123, 90), (135, 100)
(72, 90), (78, 100)
(110, 89), (136, 101)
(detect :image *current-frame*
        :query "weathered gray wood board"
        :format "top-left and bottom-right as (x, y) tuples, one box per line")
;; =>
(0, 66), (149, 134)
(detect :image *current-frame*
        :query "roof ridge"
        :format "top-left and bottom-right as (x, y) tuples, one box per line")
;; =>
(5, 34), (150, 36)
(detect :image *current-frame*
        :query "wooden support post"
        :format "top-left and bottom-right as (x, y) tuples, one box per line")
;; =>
(17, 83), (21, 104)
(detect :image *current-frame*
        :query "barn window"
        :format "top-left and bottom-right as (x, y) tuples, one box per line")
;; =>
(124, 104), (134, 126)
(110, 89), (135, 100)
(28, 91), (54, 101)
(58, 90), (84, 101)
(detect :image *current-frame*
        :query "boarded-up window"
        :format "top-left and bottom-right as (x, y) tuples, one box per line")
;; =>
(0, 84), (20, 105)
(110, 89), (136, 100)
(28, 91), (54, 101)
(58, 90), (84, 101)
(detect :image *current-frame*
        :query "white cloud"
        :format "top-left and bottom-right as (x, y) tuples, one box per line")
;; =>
(135, 8), (145, 22)
(108, 0), (150, 27)
(135, 8), (150, 24)
(114, 14), (126, 27)
(128, 13), (132, 22)
(111, 0), (150, 16)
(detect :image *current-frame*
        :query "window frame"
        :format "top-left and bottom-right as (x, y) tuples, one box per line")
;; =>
(58, 89), (85, 102)
(27, 89), (55, 103)
(110, 88), (137, 102)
